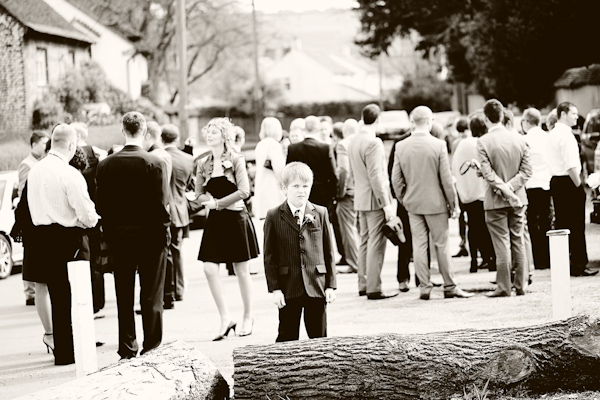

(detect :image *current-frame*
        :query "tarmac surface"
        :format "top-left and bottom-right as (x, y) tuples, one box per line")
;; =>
(1, 212), (600, 399)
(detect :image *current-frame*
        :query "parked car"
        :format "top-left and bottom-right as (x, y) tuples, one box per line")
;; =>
(376, 110), (411, 140)
(0, 171), (23, 279)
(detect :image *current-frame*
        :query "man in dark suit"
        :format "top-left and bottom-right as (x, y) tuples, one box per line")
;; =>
(264, 162), (336, 342)
(286, 115), (338, 210)
(477, 99), (532, 297)
(95, 112), (170, 359)
(161, 124), (194, 302)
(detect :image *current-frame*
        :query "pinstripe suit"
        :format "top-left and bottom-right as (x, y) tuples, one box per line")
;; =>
(264, 201), (336, 341)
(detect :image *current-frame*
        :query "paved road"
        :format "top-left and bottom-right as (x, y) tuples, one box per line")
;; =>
(1, 216), (600, 399)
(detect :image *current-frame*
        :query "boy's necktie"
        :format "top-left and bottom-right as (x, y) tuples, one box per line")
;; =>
(294, 209), (301, 226)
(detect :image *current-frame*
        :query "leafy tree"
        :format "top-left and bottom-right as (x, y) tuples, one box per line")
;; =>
(69, 0), (254, 105)
(355, 0), (600, 108)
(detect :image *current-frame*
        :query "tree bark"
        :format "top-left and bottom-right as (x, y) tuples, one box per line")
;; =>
(15, 341), (229, 400)
(233, 315), (600, 400)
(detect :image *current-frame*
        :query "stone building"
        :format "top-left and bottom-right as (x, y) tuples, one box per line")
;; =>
(0, 0), (92, 139)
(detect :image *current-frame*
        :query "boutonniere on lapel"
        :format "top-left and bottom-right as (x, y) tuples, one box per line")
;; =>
(222, 160), (233, 170)
(303, 213), (315, 225)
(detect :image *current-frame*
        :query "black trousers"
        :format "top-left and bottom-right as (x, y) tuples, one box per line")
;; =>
(276, 295), (327, 342)
(550, 176), (588, 273)
(526, 188), (552, 269)
(396, 201), (413, 283)
(35, 225), (81, 365)
(112, 234), (167, 358)
(463, 200), (495, 266)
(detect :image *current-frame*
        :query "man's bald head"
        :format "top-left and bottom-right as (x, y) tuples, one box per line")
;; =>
(305, 115), (320, 133)
(342, 119), (359, 138)
(410, 106), (433, 128)
(51, 124), (77, 160)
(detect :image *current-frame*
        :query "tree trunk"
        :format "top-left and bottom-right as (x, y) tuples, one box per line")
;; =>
(233, 315), (600, 400)
(15, 341), (229, 400)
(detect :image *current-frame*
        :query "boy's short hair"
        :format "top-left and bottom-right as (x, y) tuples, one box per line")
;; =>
(281, 162), (313, 187)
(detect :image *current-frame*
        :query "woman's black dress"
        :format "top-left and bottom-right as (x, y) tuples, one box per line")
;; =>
(198, 176), (259, 263)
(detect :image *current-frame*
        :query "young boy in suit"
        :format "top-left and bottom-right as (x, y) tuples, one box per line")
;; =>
(264, 162), (337, 342)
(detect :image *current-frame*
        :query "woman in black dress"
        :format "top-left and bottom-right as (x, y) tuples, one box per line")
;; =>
(196, 118), (259, 340)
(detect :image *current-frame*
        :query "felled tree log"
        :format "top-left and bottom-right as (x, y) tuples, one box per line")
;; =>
(233, 315), (600, 399)
(16, 341), (229, 400)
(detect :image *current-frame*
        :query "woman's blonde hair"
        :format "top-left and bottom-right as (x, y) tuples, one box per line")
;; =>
(202, 117), (235, 153)
(259, 117), (283, 141)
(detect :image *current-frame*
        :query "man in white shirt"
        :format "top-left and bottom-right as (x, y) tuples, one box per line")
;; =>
(27, 124), (99, 365)
(548, 102), (596, 276)
(522, 108), (552, 270)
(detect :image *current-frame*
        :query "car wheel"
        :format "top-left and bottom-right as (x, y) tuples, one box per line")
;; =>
(0, 235), (13, 279)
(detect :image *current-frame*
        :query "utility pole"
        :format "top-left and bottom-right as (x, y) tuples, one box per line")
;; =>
(251, 0), (262, 138)
(176, 0), (188, 142)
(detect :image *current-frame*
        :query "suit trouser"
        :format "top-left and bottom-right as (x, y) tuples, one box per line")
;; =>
(335, 195), (359, 271)
(396, 201), (413, 283)
(23, 281), (35, 301)
(36, 224), (81, 365)
(327, 201), (346, 262)
(169, 226), (186, 299)
(485, 206), (528, 293)
(358, 210), (387, 294)
(276, 294), (326, 342)
(550, 177), (588, 273)
(525, 188), (552, 269)
(462, 201), (495, 266)
(112, 237), (167, 358)
(408, 212), (456, 290)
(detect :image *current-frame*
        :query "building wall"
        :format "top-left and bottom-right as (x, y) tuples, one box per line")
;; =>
(42, 0), (148, 99)
(556, 86), (600, 117)
(0, 12), (28, 141)
(23, 33), (90, 116)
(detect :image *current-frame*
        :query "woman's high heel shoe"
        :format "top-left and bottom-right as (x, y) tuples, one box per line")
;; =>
(213, 321), (236, 341)
(238, 318), (254, 337)
(43, 333), (54, 354)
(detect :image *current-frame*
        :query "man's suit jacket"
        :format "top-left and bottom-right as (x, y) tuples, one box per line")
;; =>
(264, 201), (336, 300)
(477, 125), (532, 211)
(96, 145), (170, 244)
(347, 129), (392, 211)
(335, 137), (354, 198)
(164, 146), (193, 228)
(286, 137), (337, 207)
(392, 131), (456, 215)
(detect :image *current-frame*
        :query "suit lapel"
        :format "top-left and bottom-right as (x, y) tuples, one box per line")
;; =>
(280, 202), (300, 231)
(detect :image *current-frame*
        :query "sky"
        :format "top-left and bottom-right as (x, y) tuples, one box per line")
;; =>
(252, 0), (358, 13)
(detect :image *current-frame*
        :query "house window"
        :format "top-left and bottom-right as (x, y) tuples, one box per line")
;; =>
(36, 48), (48, 86)
(284, 78), (291, 91)
(69, 50), (76, 66)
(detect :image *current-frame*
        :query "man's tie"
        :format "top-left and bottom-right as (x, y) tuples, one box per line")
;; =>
(293, 209), (301, 226)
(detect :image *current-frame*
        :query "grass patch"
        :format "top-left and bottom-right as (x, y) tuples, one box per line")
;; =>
(87, 124), (124, 151)
(0, 140), (31, 171)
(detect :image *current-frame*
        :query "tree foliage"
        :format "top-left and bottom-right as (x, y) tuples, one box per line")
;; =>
(355, 0), (600, 108)
(69, 0), (254, 105)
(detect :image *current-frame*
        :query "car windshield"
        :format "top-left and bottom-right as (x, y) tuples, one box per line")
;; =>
(0, 179), (5, 209)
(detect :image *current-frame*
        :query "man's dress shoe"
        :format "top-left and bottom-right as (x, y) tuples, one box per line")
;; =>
(359, 290), (367, 296)
(581, 268), (599, 277)
(337, 265), (357, 274)
(367, 291), (398, 300)
(420, 287), (433, 300)
(486, 290), (511, 298)
(399, 281), (409, 292)
(444, 288), (474, 298)
(452, 247), (469, 258)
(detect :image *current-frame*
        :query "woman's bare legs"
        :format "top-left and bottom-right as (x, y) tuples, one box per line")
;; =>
(233, 261), (253, 334)
(203, 262), (233, 335)
(35, 282), (53, 348)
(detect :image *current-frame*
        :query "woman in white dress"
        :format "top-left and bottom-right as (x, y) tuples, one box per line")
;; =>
(253, 117), (286, 219)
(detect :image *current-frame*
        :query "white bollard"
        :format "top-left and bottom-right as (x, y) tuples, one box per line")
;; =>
(546, 229), (572, 320)
(68, 260), (98, 377)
